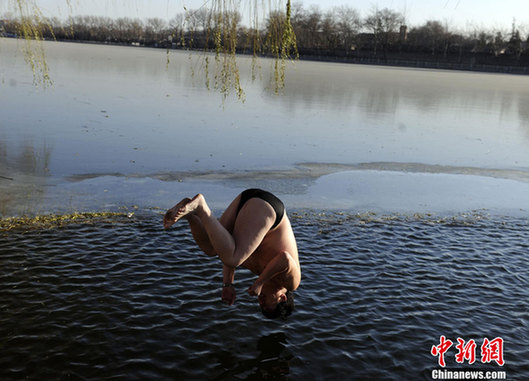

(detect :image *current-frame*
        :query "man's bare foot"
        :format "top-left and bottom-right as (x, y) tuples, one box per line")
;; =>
(163, 197), (191, 229)
(163, 194), (209, 229)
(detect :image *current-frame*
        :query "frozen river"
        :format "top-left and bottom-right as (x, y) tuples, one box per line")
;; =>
(1, 38), (529, 216)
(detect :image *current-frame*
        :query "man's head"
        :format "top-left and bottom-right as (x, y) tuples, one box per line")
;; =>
(259, 290), (294, 319)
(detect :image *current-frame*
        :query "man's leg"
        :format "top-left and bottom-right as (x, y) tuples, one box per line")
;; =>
(180, 195), (241, 257)
(185, 213), (216, 256)
(167, 193), (276, 268)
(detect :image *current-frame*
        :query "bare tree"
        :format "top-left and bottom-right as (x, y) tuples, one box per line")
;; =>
(129, 19), (144, 44)
(364, 7), (405, 58)
(168, 13), (185, 46)
(409, 20), (451, 56)
(304, 5), (323, 49)
(332, 5), (361, 53)
(321, 10), (339, 51)
(508, 28), (522, 59)
(266, 9), (286, 47)
(489, 30), (507, 56)
(289, 4), (323, 50)
(145, 17), (167, 45)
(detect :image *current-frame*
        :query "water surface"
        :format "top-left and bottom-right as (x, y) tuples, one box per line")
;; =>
(1, 213), (528, 380)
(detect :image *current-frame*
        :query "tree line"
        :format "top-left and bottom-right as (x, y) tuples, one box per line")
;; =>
(2, 4), (529, 70)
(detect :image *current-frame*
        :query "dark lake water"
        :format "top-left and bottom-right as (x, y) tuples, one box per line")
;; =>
(1, 212), (528, 380)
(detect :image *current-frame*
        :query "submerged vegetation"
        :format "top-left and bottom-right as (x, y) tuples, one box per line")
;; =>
(0, 211), (130, 232)
(2, 209), (515, 232)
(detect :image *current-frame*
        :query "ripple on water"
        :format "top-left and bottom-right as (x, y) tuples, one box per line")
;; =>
(1, 213), (528, 380)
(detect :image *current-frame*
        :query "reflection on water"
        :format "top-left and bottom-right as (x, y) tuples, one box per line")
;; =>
(212, 332), (292, 380)
(0, 139), (51, 215)
(47, 42), (196, 88)
(279, 61), (529, 123)
(518, 94), (529, 132)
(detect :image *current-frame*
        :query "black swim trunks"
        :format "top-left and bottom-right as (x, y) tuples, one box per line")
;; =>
(236, 189), (285, 229)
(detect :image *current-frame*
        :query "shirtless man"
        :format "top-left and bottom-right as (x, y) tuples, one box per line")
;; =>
(163, 189), (301, 319)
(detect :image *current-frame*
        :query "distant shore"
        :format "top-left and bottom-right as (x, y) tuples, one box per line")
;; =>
(3, 35), (528, 76)
(297, 53), (529, 76)
(70, 37), (529, 75)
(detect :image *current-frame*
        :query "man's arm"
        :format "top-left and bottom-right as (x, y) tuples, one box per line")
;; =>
(248, 251), (300, 295)
(221, 265), (236, 305)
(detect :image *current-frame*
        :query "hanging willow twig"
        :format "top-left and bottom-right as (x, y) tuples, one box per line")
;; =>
(180, 0), (298, 100)
(5, 0), (298, 99)
(10, 0), (54, 87)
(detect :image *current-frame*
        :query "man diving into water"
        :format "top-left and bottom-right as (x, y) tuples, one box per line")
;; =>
(163, 189), (301, 319)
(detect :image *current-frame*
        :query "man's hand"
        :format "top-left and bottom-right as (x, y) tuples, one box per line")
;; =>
(248, 279), (263, 297)
(221, 285), (236, 305)
(163, 210), (176, 229)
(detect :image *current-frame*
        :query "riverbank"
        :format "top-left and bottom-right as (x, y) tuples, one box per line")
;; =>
(297, 52), (529, 75)
(4, 35), (528, 76)
(70, 37), (529, 75)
